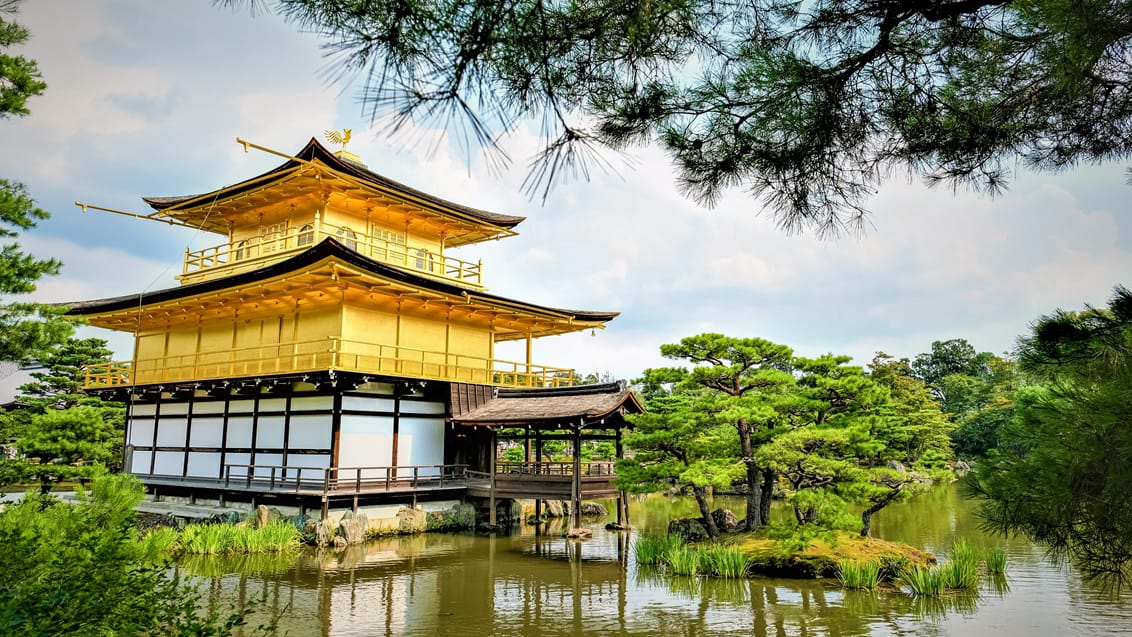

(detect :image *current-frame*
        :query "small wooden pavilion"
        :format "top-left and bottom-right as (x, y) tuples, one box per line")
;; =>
(451, 381), (644, 529)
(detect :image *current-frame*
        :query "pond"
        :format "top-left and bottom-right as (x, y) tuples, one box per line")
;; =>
(191, 483), (1132, 636)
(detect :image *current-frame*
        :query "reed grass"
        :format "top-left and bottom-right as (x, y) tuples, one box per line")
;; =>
(635, 534), (683, 566)
(837, 561), (882, 590)
(902, 565), (945, 597)
(139, 527), (180, 560)
(665, 546), (701, 576)
(179, 521), (301, 555)
(984, 548), (1008, 575)
(703, 545), (751, 579)
(940, 539), (980, 590)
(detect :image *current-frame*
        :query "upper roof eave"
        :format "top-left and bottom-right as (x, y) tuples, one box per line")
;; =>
(64, 238), (618, 327)
(141, 138), (525, 231)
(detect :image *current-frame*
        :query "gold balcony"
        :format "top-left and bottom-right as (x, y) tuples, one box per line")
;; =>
(180, 222), (483, 288)
(82, 338), (575, 389)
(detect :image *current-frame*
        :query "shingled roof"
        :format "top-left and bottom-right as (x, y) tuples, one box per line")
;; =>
(450, 381), (643, 427)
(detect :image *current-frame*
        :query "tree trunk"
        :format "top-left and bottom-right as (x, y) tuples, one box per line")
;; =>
(738, 419), (762, 532)
(693, 485), (720, 540)
(759, 469), (775, 526)
(860, 484), (904, 537)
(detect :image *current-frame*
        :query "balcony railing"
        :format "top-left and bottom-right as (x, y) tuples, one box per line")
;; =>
(83, 337), (575, 389)
(181, 220), (483, 287)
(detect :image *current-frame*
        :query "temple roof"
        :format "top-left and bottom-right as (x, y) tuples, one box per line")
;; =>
(140, 138), (525, 243)
(450, 381), (643, 427)
(66, 238), (618, 340)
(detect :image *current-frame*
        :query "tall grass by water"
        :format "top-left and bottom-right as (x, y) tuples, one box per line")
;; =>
(837, 561), (882, 590)
(984, 547), (1008, 574)
(635, 534), (683, 566)
(635, 536), (750, 579)
(150, 521), (301, 556)
(901, 538), (982, 596)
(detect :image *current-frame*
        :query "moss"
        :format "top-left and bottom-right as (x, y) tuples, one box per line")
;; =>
(728, 532), (935, 580)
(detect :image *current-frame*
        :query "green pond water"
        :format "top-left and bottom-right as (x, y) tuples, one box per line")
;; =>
(187, 483), (1132, 636)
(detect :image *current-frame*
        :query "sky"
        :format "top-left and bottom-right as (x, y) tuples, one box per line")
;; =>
(2, 1), (1131, 380)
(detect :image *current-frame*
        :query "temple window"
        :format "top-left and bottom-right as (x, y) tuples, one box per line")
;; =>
(297, 224), (314, 246)
(337, 226), (358, 251)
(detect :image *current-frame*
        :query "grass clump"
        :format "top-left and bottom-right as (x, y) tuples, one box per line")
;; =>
(139, 526), (180, 560)
(902, 565), (945, 597)
(984, 547), (1008, 575)
(665, 546), (701, 576)
(939, 539), (979, 590)
(635, 534), (683, 566)
(178, 521), (300, 555)
(703, 545), (751, 579)
(838, 561), (882, 590)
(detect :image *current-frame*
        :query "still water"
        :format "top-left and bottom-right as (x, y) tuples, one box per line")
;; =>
(193, 484), (1132, 636)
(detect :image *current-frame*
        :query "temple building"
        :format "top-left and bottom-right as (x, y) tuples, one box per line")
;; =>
(70, 136), (642, 527)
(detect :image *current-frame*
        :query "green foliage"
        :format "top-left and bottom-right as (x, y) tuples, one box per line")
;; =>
(178, 521), (301, 555)
(225, 0), (1132, 235)
(901, 565), (945, 597)
(984, 548), (1009, 575)
(940, 539), (980, 590)
(500, 445), (526, 463)
(837, 561), (882, 590)
(664, 546), (701, 576)
(140, 527), (181, 561)
(702, 545), (751, 579)
(634, 534), (684, 566)
(974, 285), (1132, 587)
(0, 473), (272, 635)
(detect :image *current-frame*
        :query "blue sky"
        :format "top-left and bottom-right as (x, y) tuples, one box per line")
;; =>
(3, 1), (1131, 379)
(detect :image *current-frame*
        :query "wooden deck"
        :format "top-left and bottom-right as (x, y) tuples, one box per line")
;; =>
(466, 462), (619, 499)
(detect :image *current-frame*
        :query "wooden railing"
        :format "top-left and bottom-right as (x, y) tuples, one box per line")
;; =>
(216, 463), (468, 495)
(181, 220), (483, 287)
(495, 461), (616, 476)
(82, 337), (575, 389)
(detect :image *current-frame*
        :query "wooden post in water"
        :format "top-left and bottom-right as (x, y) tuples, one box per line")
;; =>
(489, 429), (497, 526)
(616, 427), (625, 526)
(571, 424), (582, 529)
(535, 498), (542, 535)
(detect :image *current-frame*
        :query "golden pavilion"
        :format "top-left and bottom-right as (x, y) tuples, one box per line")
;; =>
(70, 136), (641, 526)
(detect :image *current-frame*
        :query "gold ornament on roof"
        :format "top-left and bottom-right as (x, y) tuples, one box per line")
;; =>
(324, 128), (352, 151)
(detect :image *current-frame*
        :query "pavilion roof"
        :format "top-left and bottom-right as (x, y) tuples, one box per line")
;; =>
(450, 381), (643, 428)
(65, 238), (618, 340)
(141, 138), (525, 243)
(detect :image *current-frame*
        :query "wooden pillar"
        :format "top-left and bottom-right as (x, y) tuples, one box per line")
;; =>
(570, 424), (582, 529)
(616, 426), (626, 527)
(489, 429), (497, 526)
(535, 499), (542, 535)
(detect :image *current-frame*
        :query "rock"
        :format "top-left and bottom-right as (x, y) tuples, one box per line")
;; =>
(338, 511), (369, 545)
(314, 520), (334, 547)
(579, 502), (608, 518)
(955, 459), (971, 474)
(605, 522), (631, 531)
(566, 528), (593, 539)
(886, 460), (907, 473)
(333, 535), (348, 549)
(253, 504), (271, 529)
(161, 512), (186, 531)
(667, 518), (709, 542)
(711, 508), (740, 533)
(397, 506), (427, 534)
(287, 513), (310, 533)
(210, 510), (241, 525)
(543, 500), (565, 518)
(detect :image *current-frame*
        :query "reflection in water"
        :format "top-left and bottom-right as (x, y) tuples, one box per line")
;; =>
(186, 484), (1132, 636)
